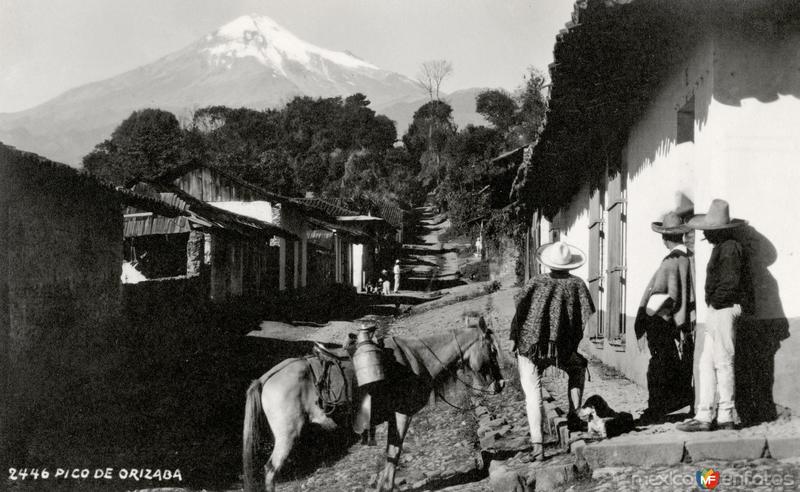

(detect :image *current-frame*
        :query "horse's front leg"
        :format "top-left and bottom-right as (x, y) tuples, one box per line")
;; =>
(376, 413), (411, 492)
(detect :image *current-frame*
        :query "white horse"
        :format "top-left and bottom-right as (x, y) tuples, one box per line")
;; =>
(242, 320), (505, 491)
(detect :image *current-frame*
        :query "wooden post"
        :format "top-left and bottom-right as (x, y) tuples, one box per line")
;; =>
(278, 237), (287, 291)
(301, 236), (308, 287)
(293, 241), (300, 289)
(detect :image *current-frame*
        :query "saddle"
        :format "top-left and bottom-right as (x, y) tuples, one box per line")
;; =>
(313, 342), (351, 361)
(306, 344), (357, 421)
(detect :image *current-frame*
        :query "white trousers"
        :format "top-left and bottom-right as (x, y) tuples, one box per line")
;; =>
(696, 304), (741, 424)
(517, 355), (546, 444)
(394, 274), (400, 292)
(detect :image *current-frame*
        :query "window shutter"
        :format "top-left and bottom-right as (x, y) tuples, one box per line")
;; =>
(605, 170), (627, 344)
(587, 188), (604, 340)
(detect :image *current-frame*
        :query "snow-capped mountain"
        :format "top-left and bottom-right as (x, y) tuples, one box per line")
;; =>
(0, 14), (433, 165)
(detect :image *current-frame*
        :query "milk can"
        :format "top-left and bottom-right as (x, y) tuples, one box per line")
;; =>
(353, 324), (385, 387)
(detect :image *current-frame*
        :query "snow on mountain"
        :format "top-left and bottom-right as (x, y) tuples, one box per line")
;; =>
(0, 14), (482, 166)
(205, 15), (379, 73)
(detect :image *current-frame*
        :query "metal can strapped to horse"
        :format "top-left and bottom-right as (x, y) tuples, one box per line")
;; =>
(352, 324), (385, 387)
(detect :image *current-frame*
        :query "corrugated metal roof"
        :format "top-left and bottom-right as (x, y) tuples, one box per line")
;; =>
(125, 180), (298, 240)
(306, 229), (334, 250)
(154, 162), (296, 204)
(295, 197), (359, 217)
(123, 213), (192, 237)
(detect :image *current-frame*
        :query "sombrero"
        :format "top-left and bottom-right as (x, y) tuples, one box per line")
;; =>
(535, 241), (586, 271)
(687, 199), (747, 230)
(651, 211), (690, 234)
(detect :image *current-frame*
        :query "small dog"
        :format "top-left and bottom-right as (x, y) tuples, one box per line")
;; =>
(578, 395), (635, 439)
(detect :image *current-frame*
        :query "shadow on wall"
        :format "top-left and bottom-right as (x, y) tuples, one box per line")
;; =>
(713, 27), (800, 107)
(734, 225), (790, 425)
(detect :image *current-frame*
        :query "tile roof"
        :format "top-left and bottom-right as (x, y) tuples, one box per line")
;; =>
(517, 0), (800, 216)
(0, 142), (185, 217)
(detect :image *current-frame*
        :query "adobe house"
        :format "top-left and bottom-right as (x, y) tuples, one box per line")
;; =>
(158, 163), (310, 290)
(124, 180), (297, 300)
(152, 163), (397, 292)
(0, 143), (182, 458)
(516, 0), (800, 420)
(296, 196), (396, 291)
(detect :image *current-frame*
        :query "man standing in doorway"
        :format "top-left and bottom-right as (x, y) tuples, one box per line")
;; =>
(635, 211), (696, 424)
(393, 259), (401, 293)
(678, 199), (748, 432)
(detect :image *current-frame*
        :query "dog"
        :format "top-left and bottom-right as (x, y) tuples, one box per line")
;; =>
(578, 395), (635, 439)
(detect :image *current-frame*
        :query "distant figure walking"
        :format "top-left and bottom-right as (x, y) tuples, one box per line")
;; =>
(510, 241), (595, 461)
(678, 199), (748, 433)
(635, 211), (696, 424)
(475, 236), (483, 259)
(393, 259), (401, 293)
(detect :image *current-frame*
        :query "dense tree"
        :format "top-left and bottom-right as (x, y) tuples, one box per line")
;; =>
(403, 100), (457, 189)
(476, 67), (548, 147)
(84, 94), (416, 210)
(515, 68), (548, 145)
(83, 109), (188, 185)
(476, 90), (517, 133)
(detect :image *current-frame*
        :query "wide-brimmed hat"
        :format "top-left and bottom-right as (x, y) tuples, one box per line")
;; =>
(687, 199), (748, 230)
(535, 241), (586, 271)
(652, 211), (690, 234)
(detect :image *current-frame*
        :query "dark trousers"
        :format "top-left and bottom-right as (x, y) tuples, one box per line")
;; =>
(646, 316), (694, 415)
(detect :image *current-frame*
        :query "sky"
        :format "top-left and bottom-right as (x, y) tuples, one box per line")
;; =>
(0, 0), (574, 114)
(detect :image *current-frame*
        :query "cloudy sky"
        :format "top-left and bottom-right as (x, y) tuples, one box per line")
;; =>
(0, 0), (574, 113)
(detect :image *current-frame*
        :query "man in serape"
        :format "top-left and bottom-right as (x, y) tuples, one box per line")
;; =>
(510, 241), (595, 461)
(635, 211), (696, 424)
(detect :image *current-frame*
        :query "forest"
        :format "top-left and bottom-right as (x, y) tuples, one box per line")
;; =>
(84, 69), (547, 245)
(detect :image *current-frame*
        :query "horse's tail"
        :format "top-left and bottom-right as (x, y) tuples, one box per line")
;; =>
(243, 378), (268, 492)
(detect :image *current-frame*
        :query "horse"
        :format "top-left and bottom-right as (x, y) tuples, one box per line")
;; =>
(242, 318), (505, 492)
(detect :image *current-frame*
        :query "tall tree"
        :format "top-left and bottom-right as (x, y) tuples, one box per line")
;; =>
(515, 67), (548, 145)
(476, 89), (517, 133)
(475, 67), (548, 147)
(403, 100), (456, 190)
(83, 108), (186, 185)
(416, 60), (453, 101)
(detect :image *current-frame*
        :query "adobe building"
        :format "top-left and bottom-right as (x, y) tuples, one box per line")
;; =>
(0, 143), (180, 457)
(516, 0), (800, 421)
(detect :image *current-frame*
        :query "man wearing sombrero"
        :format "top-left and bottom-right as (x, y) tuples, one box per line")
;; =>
(677, 199), (748, 432)
(510, 241), (595, 460)
(635, 211), (696, 424)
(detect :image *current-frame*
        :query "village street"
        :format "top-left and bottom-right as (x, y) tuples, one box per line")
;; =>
(217, 207), (800, 492)
(7, 3), (800, 492)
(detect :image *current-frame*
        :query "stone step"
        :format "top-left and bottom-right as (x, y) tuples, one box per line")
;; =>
(578, 427), (800, 469)
(488, 451), (591, 492)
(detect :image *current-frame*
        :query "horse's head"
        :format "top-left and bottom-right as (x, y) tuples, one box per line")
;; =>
(462, 316), (505, 394)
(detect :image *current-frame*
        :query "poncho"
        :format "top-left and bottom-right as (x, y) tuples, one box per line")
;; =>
(634, 248), (696, 340)
(510, 273), (595, 365)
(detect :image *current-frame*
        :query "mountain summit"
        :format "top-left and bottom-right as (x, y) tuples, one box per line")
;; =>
(203, 14), (379, 73)
(0, 14), (426, 165)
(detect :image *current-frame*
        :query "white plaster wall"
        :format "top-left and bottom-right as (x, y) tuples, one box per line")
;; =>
(553, 182), (591, 281)
(625, 38), (714, 322)
(605, 39), (715, 384)
(208, 200), (272, 223)
(547, 29), (800, 411)
(695, 30), (800, 322)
